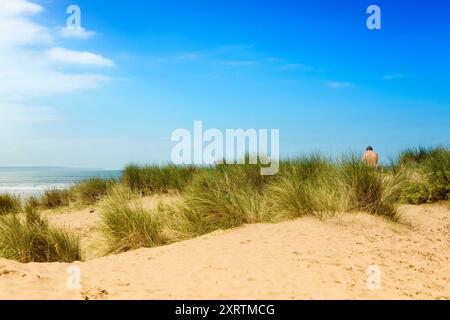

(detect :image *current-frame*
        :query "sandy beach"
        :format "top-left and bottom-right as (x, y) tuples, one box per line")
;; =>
(0, 198), (448, 300)
(1, 0), (450, 307)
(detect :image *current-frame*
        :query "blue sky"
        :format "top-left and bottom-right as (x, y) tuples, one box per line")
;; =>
(0, 0), (449, 168)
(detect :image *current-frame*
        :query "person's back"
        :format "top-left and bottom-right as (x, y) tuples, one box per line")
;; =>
(363, 146), (379, 167)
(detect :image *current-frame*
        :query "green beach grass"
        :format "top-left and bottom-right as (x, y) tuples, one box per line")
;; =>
(0, 205), (81, 263)
(0, 146), (448, 261)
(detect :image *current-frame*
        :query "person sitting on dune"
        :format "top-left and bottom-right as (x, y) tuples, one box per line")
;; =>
(363, 146), (379, 168)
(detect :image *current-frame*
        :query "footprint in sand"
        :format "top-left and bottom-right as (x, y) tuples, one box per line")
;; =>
(81, 288), (109, 300)
(0, 268), (16, 276)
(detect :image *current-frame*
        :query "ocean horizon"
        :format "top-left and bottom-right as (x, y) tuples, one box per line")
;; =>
(0, 167), (122, 198)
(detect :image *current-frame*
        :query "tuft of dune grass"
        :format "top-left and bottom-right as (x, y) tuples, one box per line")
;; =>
(398, 147), (450, 204)
(0, 193), (22, 215)
(39, 189), (72, 209)
(266, 155), (402, 221)
(122, 164), (196, 194)
(69, 177), (114, 205)
(341, 157), (399, 219)
(169, 163), (269, 240)
(34, 178), (117, 209)
(267, 155), (346, 220)
(398, 146), (437, 165)
(100, 186), (167, 253)
(0, 205), (81, 263)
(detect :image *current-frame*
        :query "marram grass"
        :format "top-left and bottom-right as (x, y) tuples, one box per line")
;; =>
(0, 193), (22, 215)
(100, 186), (167, 253)
(69, 177), (114, 205)
(267, 155), (347, 220)
(0, 205), (81, 263)
(122, 164), (196, 194)
(1, 147), (446, 263)
(99, 148), (449, 247)
(398, 147), (450, 204)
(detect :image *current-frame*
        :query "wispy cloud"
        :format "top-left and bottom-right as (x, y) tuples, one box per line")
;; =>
(0, 0), (113, 125)
(278, 63), (308, 71)
(59, 27), (96, 39)
(0, 104), (59, 131)
(47, 47), (114, 67)
(156, 45), (322, 74)
(0, 0), (42, 17)
(175, 52), (203, 61)
(220, 60), (259, 66)
(325, 81), (352, 89)
(150, 45), (260, 67)
(382, 73), (406, 80)
(0, 1), (50, 48)
(214, 44), (255, 53)
(151, 44), (328, 84)
(0, 1), (115, 166)
(277, 63), (325, 73)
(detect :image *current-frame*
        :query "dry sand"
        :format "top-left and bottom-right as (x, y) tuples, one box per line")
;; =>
(0, 199), (449, 300)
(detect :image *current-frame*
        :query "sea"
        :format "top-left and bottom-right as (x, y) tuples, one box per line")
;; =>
(0, 167), (122, 199)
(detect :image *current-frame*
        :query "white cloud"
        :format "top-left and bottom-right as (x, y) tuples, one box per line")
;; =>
(0, 46), (111, 99)
(60, 27), (96, 39)
(325, 81), (352, 89)
(0, 0), (42, 17)
(0, 2), (51, 48)
(0, 0), (113, 104)
(47, 47), (114, 67)
(0, 64), (110, 99)
(0, 0), (115, 163)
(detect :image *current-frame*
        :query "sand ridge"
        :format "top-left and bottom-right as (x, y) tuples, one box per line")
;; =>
(0, 201), (449, 300)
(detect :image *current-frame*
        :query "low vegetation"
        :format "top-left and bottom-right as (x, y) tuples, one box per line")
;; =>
(100, 186), (167, 253)
(69, 177), (113, 205)
(26, 178), (117, 210)
(0, 193), (22, 215)
(397, 146), (450, 204)
(39, 189), (72, 209)
(0, 146), (448, 261)
(341, 158), (401, 219)
(0, 205), (81, 263)
(268, 155), (345, 220)
(122, 164), (196, 194)
(171, 163), (269, 239)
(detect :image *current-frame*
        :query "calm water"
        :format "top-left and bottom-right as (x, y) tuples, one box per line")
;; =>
(0, 167), (122, 198)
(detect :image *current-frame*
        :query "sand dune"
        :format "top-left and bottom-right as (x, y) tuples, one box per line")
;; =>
(0, 201), (449, 300)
